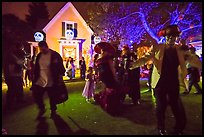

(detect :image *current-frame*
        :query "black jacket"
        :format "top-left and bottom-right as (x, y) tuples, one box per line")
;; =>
(32, 49), (66, 86)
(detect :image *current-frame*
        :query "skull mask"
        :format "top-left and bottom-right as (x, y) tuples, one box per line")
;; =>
(34, 32), (44, 42)
(65, 29), (74, 40)
(94, 36), (101, 44)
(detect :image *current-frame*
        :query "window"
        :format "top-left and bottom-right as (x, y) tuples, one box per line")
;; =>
(62, 21), (77, 38)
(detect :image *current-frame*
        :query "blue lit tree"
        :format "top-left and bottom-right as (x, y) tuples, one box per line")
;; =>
(86, 2), (202, 49)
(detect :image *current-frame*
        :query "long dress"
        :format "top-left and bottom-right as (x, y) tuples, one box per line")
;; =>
(94, 55), (123, 116)
(82, 73), (95, 99)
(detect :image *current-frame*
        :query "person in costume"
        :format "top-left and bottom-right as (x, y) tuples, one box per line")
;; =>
(94, 42), (123, 116)
(82, 67), (96, 102)
(130, 25), (202, 135)
(119, 44), (141, 105)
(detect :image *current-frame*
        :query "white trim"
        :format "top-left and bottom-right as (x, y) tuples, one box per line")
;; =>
(43, 3), (71, 32)
(43, 2), (93, 35)
(28, 41), (38, 57)
(28, 41), (38, 47)
(58, 39), (84, 68)
(58, 39), (82, 45)
(69, 3), (93, 35)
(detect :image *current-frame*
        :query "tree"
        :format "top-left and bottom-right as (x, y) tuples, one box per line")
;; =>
(2, 14), (34, 70)
(2, 14), (34, 49)
(26, 2), (50, 29)
(86, 2), (202, 49)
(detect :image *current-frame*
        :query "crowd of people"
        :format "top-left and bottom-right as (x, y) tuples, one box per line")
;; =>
(2, 24), (202, 135)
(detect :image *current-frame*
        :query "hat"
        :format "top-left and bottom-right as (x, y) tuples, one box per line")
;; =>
(158, 25), (181, 37)
(122, 45), (130, 50)
(94, 42), (116, 54)
(165, 25), (181, 36)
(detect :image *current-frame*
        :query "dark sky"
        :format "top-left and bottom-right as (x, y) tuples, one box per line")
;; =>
(2, 2), (91, 21)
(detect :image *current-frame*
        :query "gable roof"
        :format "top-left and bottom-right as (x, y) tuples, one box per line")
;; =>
(43, 2), (93, 34)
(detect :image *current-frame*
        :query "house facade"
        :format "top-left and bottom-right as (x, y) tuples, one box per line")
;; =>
(30, 2), (94, 68)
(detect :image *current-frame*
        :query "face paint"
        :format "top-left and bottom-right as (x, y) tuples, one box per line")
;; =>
(165, 36), (179, 46)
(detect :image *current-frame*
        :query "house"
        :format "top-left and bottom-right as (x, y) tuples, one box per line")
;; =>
(30, 2), (94, 68)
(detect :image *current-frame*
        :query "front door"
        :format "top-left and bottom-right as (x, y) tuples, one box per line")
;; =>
(62, 45), (76, 60)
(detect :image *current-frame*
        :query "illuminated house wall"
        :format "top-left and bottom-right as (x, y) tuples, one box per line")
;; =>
(43, 2), (93, 68)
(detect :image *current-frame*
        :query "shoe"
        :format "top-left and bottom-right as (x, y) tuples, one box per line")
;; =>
(194, 91), (202, 94)
(86, 99), (90, 103)
(158, 129), (168, 135)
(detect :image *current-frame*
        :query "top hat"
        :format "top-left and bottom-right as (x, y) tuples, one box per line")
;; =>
(158, 25), (181, 37)
(164, 25), (181, 37)
(94, 42), (116, 54)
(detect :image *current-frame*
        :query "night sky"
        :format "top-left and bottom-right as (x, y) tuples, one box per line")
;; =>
(2, 2), (92, 21)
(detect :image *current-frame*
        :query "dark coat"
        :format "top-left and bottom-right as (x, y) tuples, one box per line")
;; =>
(32, 49), (65, 86)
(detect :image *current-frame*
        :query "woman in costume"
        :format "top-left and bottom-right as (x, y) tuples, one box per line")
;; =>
(94, 42), (123, 116)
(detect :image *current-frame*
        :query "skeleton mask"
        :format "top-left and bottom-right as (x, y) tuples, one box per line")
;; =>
(34, 32), (44, 42)
(94, 36), (101, 44)
(65, 29), (74, 40)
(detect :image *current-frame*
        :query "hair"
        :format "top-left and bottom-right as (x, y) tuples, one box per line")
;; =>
(38, 41), (48, 48)
(88, 67), (93, 73)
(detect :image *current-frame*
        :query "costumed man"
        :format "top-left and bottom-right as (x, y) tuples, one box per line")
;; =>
(93, 42), (123, 116)
(119, 45), (141, 105)
(130, 25), (202, 135)
(31, 41), (66, 119)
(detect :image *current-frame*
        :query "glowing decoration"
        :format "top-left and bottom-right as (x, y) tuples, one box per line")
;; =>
(94, 36), (101, 44)
(34, 32), (44, 42)
(158, 30), (165, 37)
(65, 29), (74, 40)
(190, 24), (194, 28)
(189, 36), (194, 42)
(136, 46), (151, 59)
(178, 14), (184, 21)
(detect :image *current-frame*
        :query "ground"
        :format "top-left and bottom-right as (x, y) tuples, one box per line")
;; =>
(1, 77), (202, 135)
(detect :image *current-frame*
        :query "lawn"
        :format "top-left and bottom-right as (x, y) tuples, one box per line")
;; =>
(2, 79), (202, 135)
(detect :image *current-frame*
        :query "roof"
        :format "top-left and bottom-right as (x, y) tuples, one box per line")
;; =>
(43, 2), (93, 35)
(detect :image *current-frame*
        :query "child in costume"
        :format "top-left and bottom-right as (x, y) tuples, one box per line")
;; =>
(82, 67), (95, 102)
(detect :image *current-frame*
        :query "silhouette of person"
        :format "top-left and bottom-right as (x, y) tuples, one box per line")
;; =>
(3, 42), (26, 109)
(130, 25), (202, 135)
(31, 41), (66, 119)
(119, 44), (141, 105)
(79, 57), (86, 80)
(183, 46), (202, 94)
(94, 42), (123, 116)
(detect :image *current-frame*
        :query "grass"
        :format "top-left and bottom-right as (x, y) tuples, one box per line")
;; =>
(2, 78), (202, 135)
